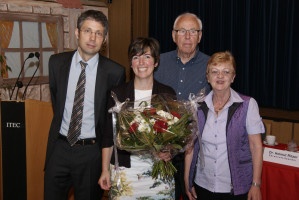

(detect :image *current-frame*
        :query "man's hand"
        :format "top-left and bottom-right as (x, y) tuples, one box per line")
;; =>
(186, 186), (197, 200)
(98, 170), (111, 190)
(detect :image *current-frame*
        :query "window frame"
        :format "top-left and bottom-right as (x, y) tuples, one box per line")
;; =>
(0, 12), (63, 86)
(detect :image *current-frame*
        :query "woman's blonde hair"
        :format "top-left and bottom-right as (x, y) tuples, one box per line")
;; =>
(207, 51), (236, 74)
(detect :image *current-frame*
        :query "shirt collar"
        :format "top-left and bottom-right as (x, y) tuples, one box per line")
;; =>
(175, 47), (199, 64)
(75, 50), (99, 70)
(205, 88), (243, 110)
(230, 88), (244, 103)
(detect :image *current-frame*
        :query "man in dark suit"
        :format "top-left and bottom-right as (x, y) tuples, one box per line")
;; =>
(44, 10), (126, 200)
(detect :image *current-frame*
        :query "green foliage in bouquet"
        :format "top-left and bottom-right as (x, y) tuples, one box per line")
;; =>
(115, 94), (193, 181)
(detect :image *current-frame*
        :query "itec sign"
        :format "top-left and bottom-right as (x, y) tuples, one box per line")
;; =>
(6, 122), (22, 128)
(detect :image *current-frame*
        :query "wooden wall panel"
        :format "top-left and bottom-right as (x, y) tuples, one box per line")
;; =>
(108, 0), (132, 81)
(262, 119), (299, 146)
(132, 0), (149, 39)
(25, 100), (53, 200)
(260, 107), (299, 122)
(293, 123), (299, 145)
(0, 102), (2, 200)
(262, 119), (273, 136)
(271, 121), (293, 144)
(108, 0), (149, 81)
(260, 108), (299, 145)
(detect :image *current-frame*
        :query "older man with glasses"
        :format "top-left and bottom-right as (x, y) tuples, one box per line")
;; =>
(154, 12), (210, 200)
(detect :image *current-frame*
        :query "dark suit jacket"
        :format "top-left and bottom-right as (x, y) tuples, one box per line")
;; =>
(102, 79), (176, 167)
(45, 51), (126, 169)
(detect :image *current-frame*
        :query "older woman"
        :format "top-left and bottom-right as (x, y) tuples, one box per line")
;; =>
(99, 37), (175, 199)
(185, 51), (264, 200)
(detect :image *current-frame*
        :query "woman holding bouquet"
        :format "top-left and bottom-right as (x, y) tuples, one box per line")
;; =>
(185, 51), (264, 200)
(99, 37), (176, 199)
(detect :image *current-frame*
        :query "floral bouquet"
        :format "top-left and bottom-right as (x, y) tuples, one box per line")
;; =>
(112, 93), (195, 181)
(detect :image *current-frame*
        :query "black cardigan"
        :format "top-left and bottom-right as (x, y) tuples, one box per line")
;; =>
(102, 79), (176, 167)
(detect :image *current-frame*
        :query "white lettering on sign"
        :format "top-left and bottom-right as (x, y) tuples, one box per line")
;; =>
(6, 122), (21, 128)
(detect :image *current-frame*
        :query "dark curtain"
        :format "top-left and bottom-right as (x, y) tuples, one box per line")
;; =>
(149, 0), (299, 110)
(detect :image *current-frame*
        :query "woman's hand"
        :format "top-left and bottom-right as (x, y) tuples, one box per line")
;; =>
(98, 170), (111, 190)
(247, 185), (262, 200)
(185, 148), (197, 199)
(158, 151), (171, 162)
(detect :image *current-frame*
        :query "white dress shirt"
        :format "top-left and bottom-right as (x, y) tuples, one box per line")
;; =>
(59, 50), (99, 139)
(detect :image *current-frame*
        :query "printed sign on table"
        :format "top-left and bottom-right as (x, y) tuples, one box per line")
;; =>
(263, 147), (299, 168)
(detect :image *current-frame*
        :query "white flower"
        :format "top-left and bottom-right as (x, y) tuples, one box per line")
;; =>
(168, 120), (175, 125)
(132, 114), (143, 123)
(157, 110), (172, 119)
(138, 122), (151, 133)
(167, 117), (179, 126)
(150, 119), (156, 125)
(167, 120), (174, 126)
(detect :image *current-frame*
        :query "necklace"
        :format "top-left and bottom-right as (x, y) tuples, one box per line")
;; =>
(213, 94), (231, 115)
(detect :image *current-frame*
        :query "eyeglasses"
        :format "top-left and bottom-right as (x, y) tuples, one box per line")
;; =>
(209, 69), (233, 76)
(174, 29), (201, 36)
(80, 29), (104, 38)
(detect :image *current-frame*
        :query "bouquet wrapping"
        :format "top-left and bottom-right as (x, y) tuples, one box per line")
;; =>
(111, 93), (197, 181)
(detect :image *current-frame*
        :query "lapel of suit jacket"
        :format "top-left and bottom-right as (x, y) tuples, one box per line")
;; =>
(94, 54), (107, 128)
(59, 51), (75, 117)
(126, 80), (135, 101)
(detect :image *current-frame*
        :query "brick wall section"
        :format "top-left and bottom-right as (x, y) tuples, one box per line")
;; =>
(0, 3), (8, 11)
(33, 6), (51, 15)
(8, 3), (32, 13)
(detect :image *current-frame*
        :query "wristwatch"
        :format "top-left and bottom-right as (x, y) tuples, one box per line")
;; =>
(252, 182), (261, 187)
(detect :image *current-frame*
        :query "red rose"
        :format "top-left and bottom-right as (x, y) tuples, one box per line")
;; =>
(171, 111), (181, 119)
(129, 122), (138, 133)
(153, 120), (168, 133)
(143, 107), (157, 116)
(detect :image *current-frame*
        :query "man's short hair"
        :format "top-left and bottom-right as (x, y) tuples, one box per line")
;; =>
(77, 10), (108, 36)
(173, 12), (203, 31)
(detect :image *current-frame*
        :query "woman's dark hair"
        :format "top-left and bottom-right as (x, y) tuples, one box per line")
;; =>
(128, 37), (160, 65)
(77, 10), (108, 36)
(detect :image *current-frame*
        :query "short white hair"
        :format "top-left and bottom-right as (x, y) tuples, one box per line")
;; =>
(173, 12), (203, 30)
